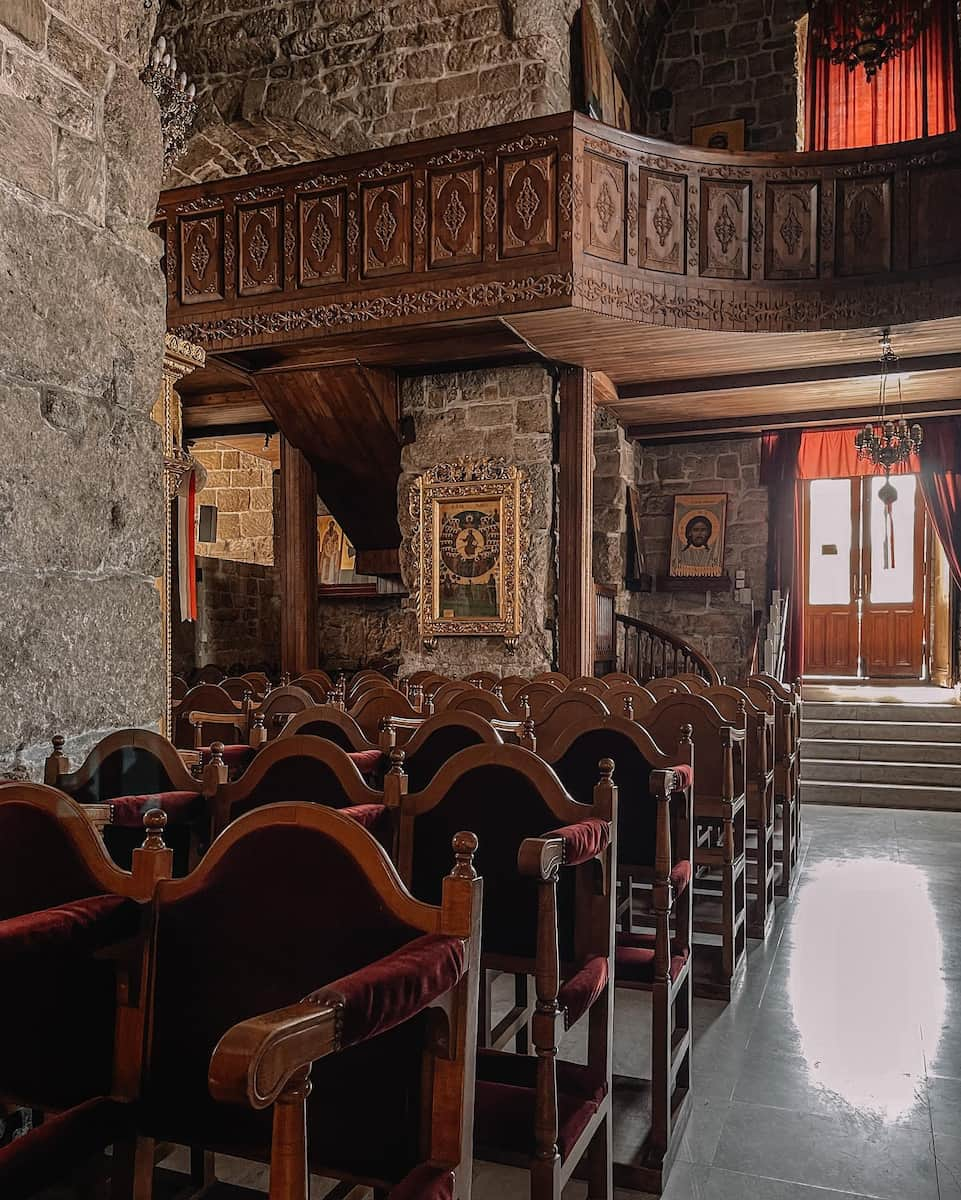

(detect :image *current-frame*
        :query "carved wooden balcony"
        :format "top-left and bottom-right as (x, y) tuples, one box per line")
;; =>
(156, 111), (961, 358)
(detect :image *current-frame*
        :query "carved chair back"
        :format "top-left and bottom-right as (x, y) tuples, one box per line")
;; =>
(241, 671), (272, 694)
(252, 686), (315, 741)
(192, 665), (226, 685)
(174, 684), (244, 749)
(171, 676), (188, 703)
(567, 675), (608, 696)
(534, 690), (610, 748)
(278, 706), (379, 753)
(221, 677), (261, 703)
(599, 671), (636, 686)
(530, 672), (570, 688)
(640, 693), (746, 806)
(461, 670), (500, 691)
(428, 681), (475, 712)
(384, 713), (504, 795)
(513, 680), (564, 721)
(350, 688), (423, 740)
(644, 677), (691, 701)
(604, 683), (659, 722)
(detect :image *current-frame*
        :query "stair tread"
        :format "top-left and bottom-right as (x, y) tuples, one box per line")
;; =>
(804, 778), (961, 792)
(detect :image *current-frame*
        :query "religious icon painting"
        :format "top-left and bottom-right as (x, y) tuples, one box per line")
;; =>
(669, 493), (728, 578)
(317, 516), (343, 585)
(410, 457), (525, 648)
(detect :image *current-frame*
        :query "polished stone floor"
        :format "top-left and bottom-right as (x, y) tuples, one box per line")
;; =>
(164, 803), (961, 1199)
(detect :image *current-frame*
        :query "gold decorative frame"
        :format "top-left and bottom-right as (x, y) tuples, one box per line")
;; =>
(410, 457), (525, 651)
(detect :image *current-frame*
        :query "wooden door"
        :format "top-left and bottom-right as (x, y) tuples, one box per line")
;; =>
(861, 474), (925, 678)
(803, 478), (860, 676)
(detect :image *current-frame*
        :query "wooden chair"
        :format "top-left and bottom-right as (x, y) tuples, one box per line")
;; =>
(535, 690), (610, 748)
(291, 676), (333, 703)
(639, 693), (747, 1000)
(192, 665), (227, 685)
(531, 671), (570, 688)
(171, 675), (188, 703)
(221, 676), (262, 703)
(242, 671), (273, 694)
(383, 712), (505, 793)
(705, 687), (776, 940)
(568, 675), (609, 696)
(350, 687), (424, 740)
(605, 683), (658, 722)
(671, 673), (712, 693)
(279, 705), (381, 753)
(44, 728), (223, 872)
(394, 744), (616, 1200)
(428, 680), (475, 711)
(295, 669), (334, 692)
(643, 678), (690, 701)
(0, 784), (171, 1113)
(462, 670), (501, 690)
(534, 716), (694, 1190)
(748, 674), (801, 896)
(499, 674), (531, 703)
(206, 735), (389, 839)
(514, 680), (566, 722)
(248, 685), (315, 742)
(599, 672), (636, 686)
(174, 684), (245, 750)
(128, 804), (482, 1200)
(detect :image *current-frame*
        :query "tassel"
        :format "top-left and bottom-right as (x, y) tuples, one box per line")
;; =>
(878, 477), (898, 571)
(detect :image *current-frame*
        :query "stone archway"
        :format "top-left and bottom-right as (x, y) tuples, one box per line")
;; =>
(165, 114), (340, 187)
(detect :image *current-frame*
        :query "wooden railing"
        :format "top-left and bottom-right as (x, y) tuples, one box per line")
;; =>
(615, 613), (721, 685)
(155, 112), (961, 352)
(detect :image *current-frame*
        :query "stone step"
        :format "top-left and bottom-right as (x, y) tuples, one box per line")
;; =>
(803, 757), (961, 787)
(803, 700), (961, 724)
(802, 778), (961, 811)
(802, 738), (961, 764)
(802, 719), (961, 743)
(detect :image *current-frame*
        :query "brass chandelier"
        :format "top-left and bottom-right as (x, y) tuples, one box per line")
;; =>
(809, 0), (934, 80)
(854, 331), (923, 473)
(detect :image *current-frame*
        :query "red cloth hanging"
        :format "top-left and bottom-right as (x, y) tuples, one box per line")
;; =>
(917, 417), (961, 585)
(804, 0), (961, 150)
(796, 427), (920, 479)
(177, 470), (198, 622)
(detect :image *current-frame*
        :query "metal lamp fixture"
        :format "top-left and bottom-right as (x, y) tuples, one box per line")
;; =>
(854, 331), (923, 472)
(142, 36), (197, 176)
(808, 0), (933, 81)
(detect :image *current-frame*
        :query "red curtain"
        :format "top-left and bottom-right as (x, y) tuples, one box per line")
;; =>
(761, 430), (804, 682)
(796, 426), (920, 478)
(805, 0), (961, 150)
(918, 417), (961, 585)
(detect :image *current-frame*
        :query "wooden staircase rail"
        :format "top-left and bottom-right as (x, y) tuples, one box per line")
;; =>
(615, 613), (721, 685)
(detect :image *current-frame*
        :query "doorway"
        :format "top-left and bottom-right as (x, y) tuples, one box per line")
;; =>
(802, 474), (926, 678)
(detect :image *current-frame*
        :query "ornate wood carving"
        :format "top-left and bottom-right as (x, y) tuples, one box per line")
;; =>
(584, 151), (626, 264)
(765, 181), (819, 280)
(699, 179), (751, 280)
(238, 201), (283, 296)
(428, 166), (482, 268)
(179, 211), (224, 303)
(362, 176), (413, 278)
(499, 151), (557, 258)
(298, 190), (346, 285)
(837, 176), (892, 276)
(910, 164), (961, 268)
(639, 169), (686, 274)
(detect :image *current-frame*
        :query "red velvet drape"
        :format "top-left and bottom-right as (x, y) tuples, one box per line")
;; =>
(805, 0), (961, 150)
(918, 417), (961, 585)
(796, 426), (920, 478)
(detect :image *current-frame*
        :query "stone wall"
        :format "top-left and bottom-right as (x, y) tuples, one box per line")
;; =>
(592, 406), (633, 613)
(0, 0), (166, 777)
(172, 556), (280, 678)
(317, 597), (404, 674)
(192, 442), (274, 565)
(629, 437), (768, 683)
(398, 365), (557, 677)
(647, 0), (804, 151)
(157, 0), (579, 184)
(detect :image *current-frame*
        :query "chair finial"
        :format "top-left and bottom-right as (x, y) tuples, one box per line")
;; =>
(52, 734), (65, 752)
(452, 830), (478, 879)
(623, 695), (634, 720)
(681, 722), (694, 745)
(210, 741), (225, 765)
(142, 806), (168, 850)
(388, 746), (406, 775)
(598, 757), (615, 783)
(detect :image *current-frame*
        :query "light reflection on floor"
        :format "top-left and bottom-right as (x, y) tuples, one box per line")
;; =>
(787, 856), (946, 1123)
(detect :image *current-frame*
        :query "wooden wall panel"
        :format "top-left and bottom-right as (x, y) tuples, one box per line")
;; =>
(837, 177), (892, 276)
(639, 169), (686, 274)
(699, 179), (751, 279)
(362, 176), (413, 278)
(910, 164), (961, 269)
(584, 151), (627, 263)
(238, 201), (283, 296)
(298, 190), (347, 286)
(500, 151), (557, 258)
(179, 211), (224, 303)
(278, 436), (318, 676)
(428, 166), (482, 268)
(765, 181), (819, 280)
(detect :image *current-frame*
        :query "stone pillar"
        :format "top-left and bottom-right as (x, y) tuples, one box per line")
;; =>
(153, 334), (205, 736)
(558, 367), (595, 678)
(279, 436), (318, 675)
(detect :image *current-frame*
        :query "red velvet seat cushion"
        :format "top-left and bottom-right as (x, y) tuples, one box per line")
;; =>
(348, 749), (386, 781)
(614, 932), (690, 985)
(68, 746), (179, 806)
(545, 818), (610, 866)
(108, 790), (202, 827)
(672, 764), (694, 791)
(201, 745), (257, 771)
(0, 1098), (131, 1200)
(671, 860), (692, 896)
(139, 822), (433, 1185)
(558, 955), (608, 1030)
(389, 1164), (454, 1200)
(307, 933), (465, 1048)
(475, 1050), (606, 1161)
(0, 894), (140, 963)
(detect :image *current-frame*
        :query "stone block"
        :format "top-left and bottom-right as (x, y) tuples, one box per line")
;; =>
(229, 468), (268, 488)
(0, 95), (55, 198)
(47, 16), (111, 93)
(56, 128), (105, 224)
(240, 510), (272, 537)
(467, 402), (514, 428)
(247, 488), (274, 512)
(0, 0), (45, 48)
(103, 65), (163, 225)
(717, 453), (741, 479)
(221, 450), (240, 468)
(215, 487), (251, 512)
(2, 47), (97, 139)
(217, 512), (242, 540)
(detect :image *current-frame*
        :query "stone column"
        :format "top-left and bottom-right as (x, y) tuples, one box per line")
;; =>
(153, 334), (205, 736)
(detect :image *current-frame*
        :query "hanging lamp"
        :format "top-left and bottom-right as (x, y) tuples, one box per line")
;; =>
(808, 0), (933, 81)
(854, 330), (923, 567)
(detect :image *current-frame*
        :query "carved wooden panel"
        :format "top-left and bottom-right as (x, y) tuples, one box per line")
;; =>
(698, 180), (751, 280)
(362, 177), (413, 278)
(639, 170), (686, 274)
(584, 152), (626, 263)
(428, 166), (482, 268)
(298, 190), (347, 286)
(179, 211), (224, 304)
(499, 151), (557, 259)
(910, 165), (961, 269)
(765, 181), (819, 280)
(238, 201), (283, 296)
(837, 176), (892, 276)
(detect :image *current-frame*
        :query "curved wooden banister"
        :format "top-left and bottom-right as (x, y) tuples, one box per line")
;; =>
(615, 613), (721, 685)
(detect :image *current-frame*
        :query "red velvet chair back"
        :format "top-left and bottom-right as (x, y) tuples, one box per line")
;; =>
(399, 714), (503, 794)
(142, 810), (435, 1182)
(0, 799), (109, 918)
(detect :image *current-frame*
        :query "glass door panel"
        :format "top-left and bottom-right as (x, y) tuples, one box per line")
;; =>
(803, 477), (859, 676)
(867, 474), (917, 605)
(808, 478), (853, 606)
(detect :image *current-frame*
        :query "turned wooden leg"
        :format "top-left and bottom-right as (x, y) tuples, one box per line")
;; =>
(269, 1067), (312, 1200)
(111, 1135), (155, 1200)
(586, 1110), (612, 1200)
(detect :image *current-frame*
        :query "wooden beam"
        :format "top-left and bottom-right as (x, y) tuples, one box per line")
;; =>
(279, 436), (318, 676)
(558, 367), (594, 678)
(626, 396), (961, 442)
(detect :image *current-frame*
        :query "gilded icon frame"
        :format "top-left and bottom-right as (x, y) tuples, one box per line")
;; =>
(410, 457), (524, 648)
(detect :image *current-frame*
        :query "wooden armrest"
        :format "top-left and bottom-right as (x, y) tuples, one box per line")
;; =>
(209, 999), (340, 1109)
(188, 710), (243, 728)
